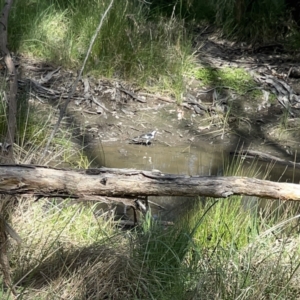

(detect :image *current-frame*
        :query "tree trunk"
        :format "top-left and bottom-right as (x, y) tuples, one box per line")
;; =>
(0, 1), (18, 295)
(0, 0), (17, 156)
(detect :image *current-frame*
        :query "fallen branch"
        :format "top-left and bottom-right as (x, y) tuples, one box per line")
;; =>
(120, 87), (146, 103)
(0, 165), (300, 201)
(116, 219), (174, 227)
(139, 92), (175, 103)
(231, 150), (300, 169)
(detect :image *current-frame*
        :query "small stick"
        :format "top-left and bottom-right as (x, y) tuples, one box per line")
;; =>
(139, 92), (175, 103)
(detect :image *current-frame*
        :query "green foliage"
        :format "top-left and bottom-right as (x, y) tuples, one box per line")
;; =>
(195, 67), (258, 95)
(148, 0), (215, 22)
(133, 211), (198, 299)
(183, 197), (257, 250)
(148, 0), (291, 43)
(5, 0), (193, 99)
(214, 0), (287, 42)
(0, 87), (48, 147)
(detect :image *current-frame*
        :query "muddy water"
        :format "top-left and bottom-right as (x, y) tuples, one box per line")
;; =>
(97, 142), (225, 176)
(91, 139), (300, 181)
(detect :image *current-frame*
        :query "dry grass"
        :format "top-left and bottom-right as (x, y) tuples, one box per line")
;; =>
(191, 229), (300, 299)
(9, 200), (153, 299)
(1, 194), (300, 299)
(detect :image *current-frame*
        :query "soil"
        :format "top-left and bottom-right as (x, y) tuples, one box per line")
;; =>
(16, 28), (300, 168)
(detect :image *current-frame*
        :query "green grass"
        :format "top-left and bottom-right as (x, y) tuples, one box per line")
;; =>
(0, 86), (50, 151)
(5, 0), (194, 101)
(10, 201), (123, 298)
(280, 107), (290, 130)
(3, 0), (299, 102)
(0, 144), (298, 298)
(144, 0), (290, 44)
(195, 67), (259, 95)
(269, 92), (277, 104)
(214, 0), (287, 43)
(148, 0), (215, 21)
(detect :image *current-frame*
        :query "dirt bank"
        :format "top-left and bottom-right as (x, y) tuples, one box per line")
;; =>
(16, 30), (300, 167)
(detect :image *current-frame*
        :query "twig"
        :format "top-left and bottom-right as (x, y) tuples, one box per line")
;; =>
(92, 96), (112, 112)
(83, 109), (98, 115)
(116, 219), (174, 227)
(139, 92), (175, 103)
(120, 87), (146, 103)
(42, 0), (114, 157)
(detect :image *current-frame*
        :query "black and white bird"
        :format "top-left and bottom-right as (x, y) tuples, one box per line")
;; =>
(130, 130), (157, 145)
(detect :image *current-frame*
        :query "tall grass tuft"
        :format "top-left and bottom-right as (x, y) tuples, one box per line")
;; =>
(5, 0), (193, 100)
(137, 0), (290, 43)
(0, 83), (50, 158)
(132, 210), (201, 299)
(214, 0), (287, 42)
(170, 151), (300, 299)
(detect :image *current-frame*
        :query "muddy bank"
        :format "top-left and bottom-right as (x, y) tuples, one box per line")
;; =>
(16, 29), (300, 178)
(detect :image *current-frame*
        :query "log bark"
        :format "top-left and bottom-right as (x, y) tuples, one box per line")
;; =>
(0, 165), (299, 201)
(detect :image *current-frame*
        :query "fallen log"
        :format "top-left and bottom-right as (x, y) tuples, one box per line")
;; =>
(0, 164), (299, 202)
(231, 150), (300, 169)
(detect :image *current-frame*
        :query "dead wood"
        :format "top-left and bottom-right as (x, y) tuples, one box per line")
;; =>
(231, 150), (300, 169)
(120, 87), (146, 103)
(0, 0), (17, 155)
(0, 165), (299, 201)
(116, 219), (174, 227)
(139, 92), (175, 103)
